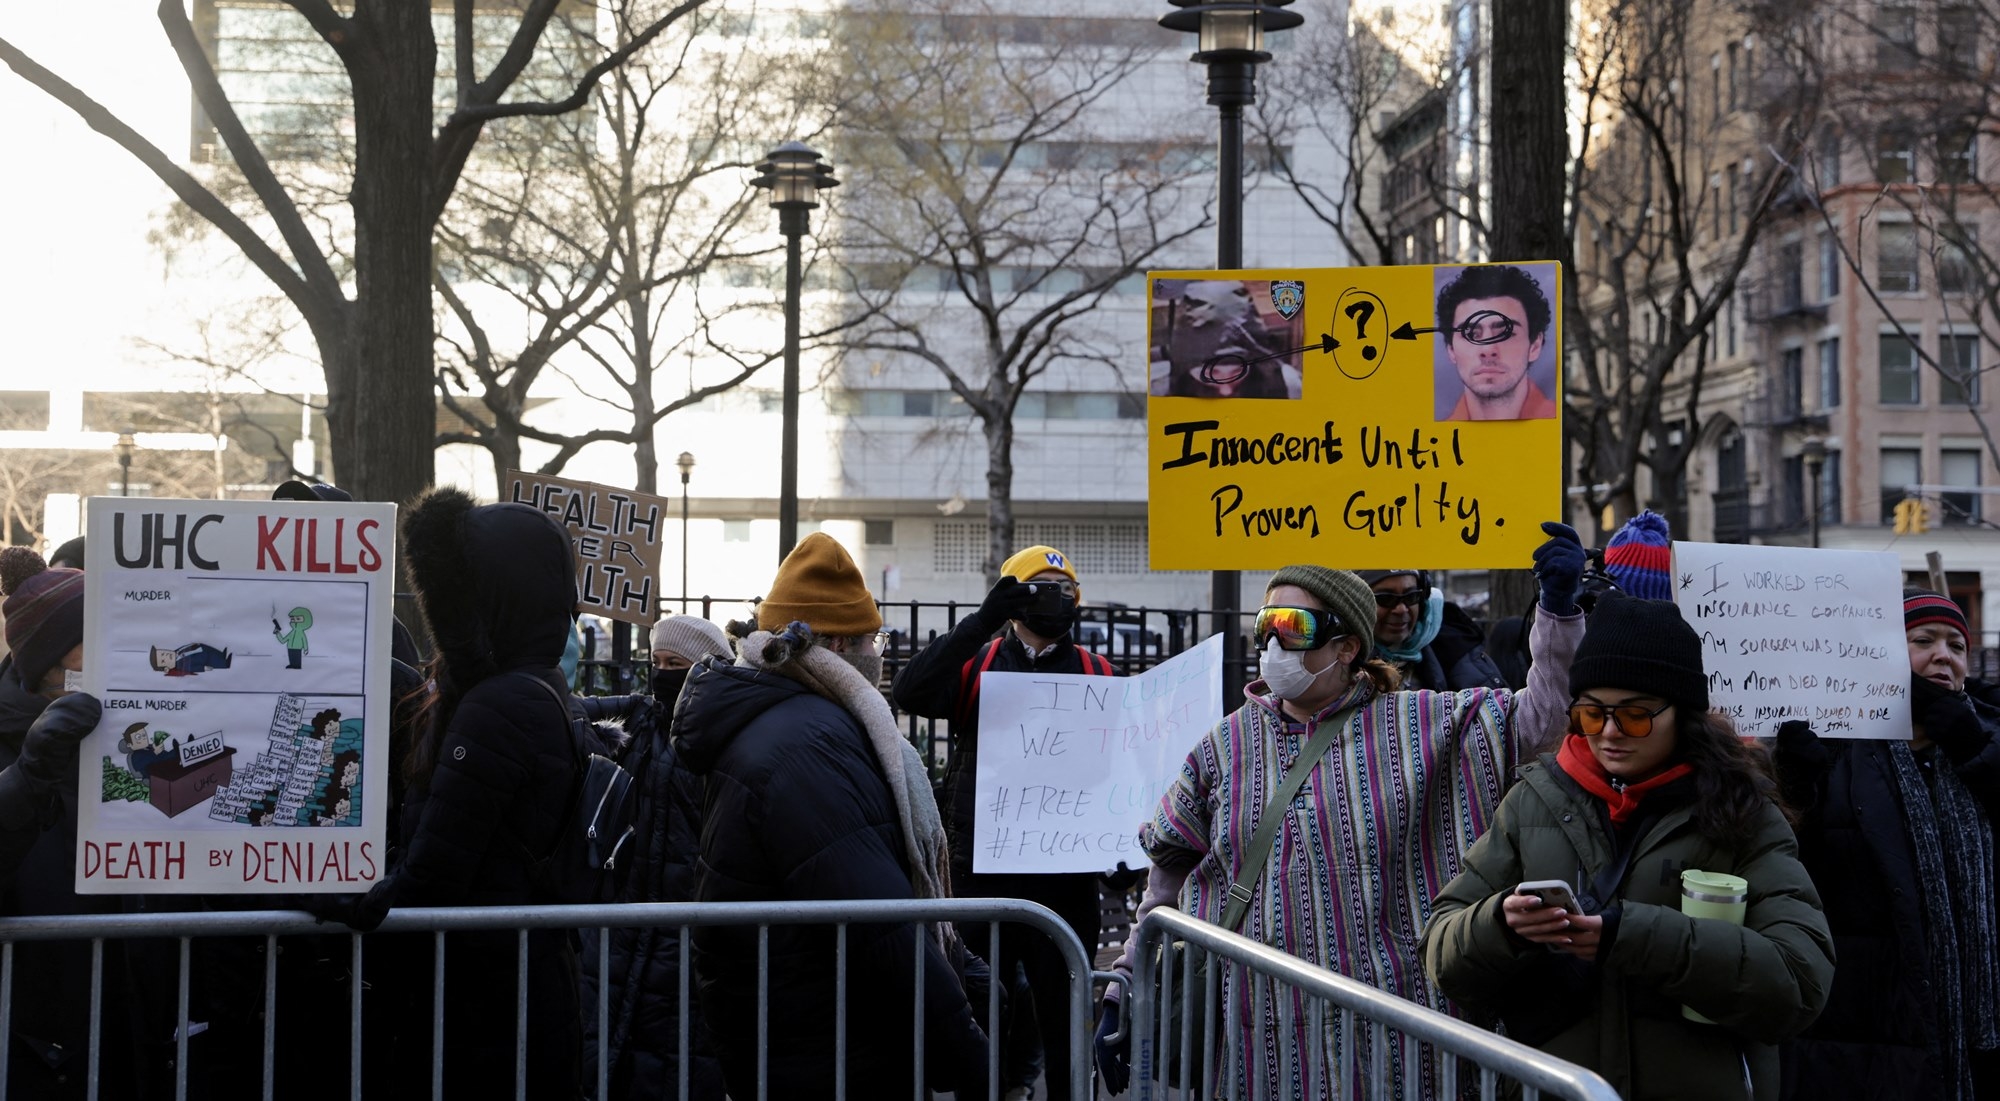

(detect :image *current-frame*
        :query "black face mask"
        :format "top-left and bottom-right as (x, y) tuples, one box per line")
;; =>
(651, 666), (690, 704)
(1021, 601), (1078, 641)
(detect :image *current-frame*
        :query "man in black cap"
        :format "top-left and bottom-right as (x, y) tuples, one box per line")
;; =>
(1359, 568), (1507, 692)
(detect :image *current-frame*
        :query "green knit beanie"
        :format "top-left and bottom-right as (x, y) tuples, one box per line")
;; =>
(1266, 565), (1377, 658)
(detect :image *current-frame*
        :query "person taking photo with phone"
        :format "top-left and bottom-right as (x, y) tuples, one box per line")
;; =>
(1092, 523), (1587, 1100)
(891, 544), (1113, 1101)
(1422, 593), (1833, 1100)
(1772, 588), (2000, 1100)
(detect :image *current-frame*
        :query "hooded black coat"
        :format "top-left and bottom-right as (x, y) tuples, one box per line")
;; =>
(575, 693), (724, 1101)
(377, 490), (584, 1100)
(671, 658), (988, 1100)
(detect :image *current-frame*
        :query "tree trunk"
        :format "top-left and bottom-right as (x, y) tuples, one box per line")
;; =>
(983, 410), (1015, 582)
(1484, 0), (1568, 619)
(631, 297), (658, 495)
(487, 429), (522, 492)
(346, 3), (438, 507)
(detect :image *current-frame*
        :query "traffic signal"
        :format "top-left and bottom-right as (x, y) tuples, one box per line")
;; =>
(1892, 497), (1933, 534)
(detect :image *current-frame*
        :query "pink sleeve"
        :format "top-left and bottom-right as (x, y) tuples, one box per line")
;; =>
(1104, 860), (1193, 1002)
(1509, 607), (1585, 760)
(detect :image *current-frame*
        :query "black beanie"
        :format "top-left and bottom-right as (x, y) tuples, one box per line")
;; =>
(1567, 593), (1710, 714)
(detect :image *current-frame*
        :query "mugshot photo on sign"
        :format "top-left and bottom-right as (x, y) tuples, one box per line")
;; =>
(1150, 278), (1307, 400)
(1431, 263), (1560, 421)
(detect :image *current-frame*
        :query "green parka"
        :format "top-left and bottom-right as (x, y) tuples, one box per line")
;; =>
(1421, 754), (1834, 1100)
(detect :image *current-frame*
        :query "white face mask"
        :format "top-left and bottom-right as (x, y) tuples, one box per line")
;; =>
(1259, 638), (1341, 701)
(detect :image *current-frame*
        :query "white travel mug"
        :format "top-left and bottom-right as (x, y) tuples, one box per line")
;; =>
(1680, 870), (1748, 1024)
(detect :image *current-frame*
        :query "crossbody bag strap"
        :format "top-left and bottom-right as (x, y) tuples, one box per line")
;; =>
(1218, 704), (1358, 932)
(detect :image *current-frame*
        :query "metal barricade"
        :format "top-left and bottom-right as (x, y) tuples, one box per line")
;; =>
(0, 897), (1094, 1101)
(1126, 907), (1622, 1101)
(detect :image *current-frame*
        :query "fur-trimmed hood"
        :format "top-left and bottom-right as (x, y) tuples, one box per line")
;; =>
(402, 486), (576, 692)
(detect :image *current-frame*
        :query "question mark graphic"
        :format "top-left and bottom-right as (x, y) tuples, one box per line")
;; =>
(1344, 300), (1378, 360)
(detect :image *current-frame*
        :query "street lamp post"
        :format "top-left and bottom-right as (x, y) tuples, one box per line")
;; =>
(114, 430), (136, 497)
(1802, 436), (1827, 549)
(1159, 0), (1301, 703)
(677, 451), (696, 610)
(751, 141), (839, 563)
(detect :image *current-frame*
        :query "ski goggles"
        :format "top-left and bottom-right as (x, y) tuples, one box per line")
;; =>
(1253, 605), (1349, 652)
(1567, 698), (1674, 739)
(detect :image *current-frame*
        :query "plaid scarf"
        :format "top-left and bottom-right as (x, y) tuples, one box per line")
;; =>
(1888, 740), (1999, 1100)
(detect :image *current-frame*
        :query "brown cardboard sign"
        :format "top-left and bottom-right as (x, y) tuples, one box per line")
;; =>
(505, 471), (669, 627)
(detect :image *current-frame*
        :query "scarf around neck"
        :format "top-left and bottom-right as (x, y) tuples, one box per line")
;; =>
(1556, 735), (1693, 824)
(738, 623), (959, 951)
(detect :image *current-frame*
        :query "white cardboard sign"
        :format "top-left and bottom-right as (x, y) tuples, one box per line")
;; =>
(973, 634), (1223, 874)
(76, 498), (396, 893)
(1670, 541), (1911, 740)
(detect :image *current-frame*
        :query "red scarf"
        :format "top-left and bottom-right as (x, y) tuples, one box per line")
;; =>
(1555, 735), (1694, 824)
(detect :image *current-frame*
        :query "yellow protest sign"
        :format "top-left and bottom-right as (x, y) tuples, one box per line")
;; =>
(1146, 262), (1563, 570)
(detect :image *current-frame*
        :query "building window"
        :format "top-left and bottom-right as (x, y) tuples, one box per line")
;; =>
(1777, 241), (1805, 311)
(1877, 132), (1916, 183)
(1939, 224), (1978, 294)
(1727, 43), (1740, 111)
(1820, 454), (1844, 525)
(1781, 455), (1807, 528)
(864, 519), (895, 546)
(1726, 294), (1738, 357)
(1880, 447), (1922, 523)
(1818, 337), (1842, 409)
(1881, 332), (1922, 403)
(1942, 448), (1983, 523)
(1817, 123), (1842, 187)
(1939, 128), (1978, 184)
(1940, 5), (1980, 71)
(1876, 4), (1918, 71)
(723, 520), (751, 542)
(1711, 53), (1723, 120)
(1941, 333), (1982, 405)
(1780, 347), (1805, 419)
(1878, 223), (1920, 291)
(1819, 231), (1841, 300)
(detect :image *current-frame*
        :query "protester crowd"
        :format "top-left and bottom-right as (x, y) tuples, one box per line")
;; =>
(1, 488), (1997, 1100)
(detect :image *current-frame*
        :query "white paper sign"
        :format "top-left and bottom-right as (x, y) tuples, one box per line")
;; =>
(1671, 541), (1911, 740)
(77, 498), (396, 893)
(973, 634), (1224, 874)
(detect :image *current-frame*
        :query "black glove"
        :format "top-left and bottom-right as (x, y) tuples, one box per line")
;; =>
(1912, 673), (1990, 763)
(978, 577), (1038, 624)
(1094, 999), (1131, 1096)
(1531, 522), (1586, 615)
(16, 693), (99, 789)
(307, 880), (393, 933)
(1772, 719), (1831, 812)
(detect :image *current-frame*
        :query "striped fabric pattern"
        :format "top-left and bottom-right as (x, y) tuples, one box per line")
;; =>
(1140, 612), (1580, 1100)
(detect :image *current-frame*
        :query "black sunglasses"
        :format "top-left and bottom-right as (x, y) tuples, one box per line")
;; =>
(1373, 589), (1428, 610)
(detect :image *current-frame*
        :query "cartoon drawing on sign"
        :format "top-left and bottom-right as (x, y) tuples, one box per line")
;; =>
(206, 693), (364, 827)
(1149, 279), (1304, 399)
(118, 722), (173, 778)
(1429, 264), (1559, 421)
(102, 720), (236, 819)
(274, 605), (314, 668)
(150, 641), (232, 676)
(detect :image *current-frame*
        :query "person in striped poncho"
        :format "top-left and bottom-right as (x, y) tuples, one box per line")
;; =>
(1098, 524), (1587, 1100)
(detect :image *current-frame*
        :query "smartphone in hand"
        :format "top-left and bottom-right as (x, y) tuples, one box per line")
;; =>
(1517, 879), (1582, 914)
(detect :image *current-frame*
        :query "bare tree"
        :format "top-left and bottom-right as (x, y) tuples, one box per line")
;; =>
(0, 0), (706, 505)
(432, 5), (844, 492)
(1562, 0), (1813, 523)
(828, 0), (1209, 575)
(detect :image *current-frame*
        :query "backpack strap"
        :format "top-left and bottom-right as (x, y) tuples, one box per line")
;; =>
(1217, 703), (1360, 931)
(513, 671), (587, 865)
(956, 640), (1006, 724)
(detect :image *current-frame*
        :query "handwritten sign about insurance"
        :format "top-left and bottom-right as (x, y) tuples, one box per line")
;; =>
(1671, 542), (1911, 740)
(972, 635), (1223, 874)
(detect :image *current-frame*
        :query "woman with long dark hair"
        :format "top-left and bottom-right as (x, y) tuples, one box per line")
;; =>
(1424, 594), (1833, 1099)
(1774, 589), (2000, 1099)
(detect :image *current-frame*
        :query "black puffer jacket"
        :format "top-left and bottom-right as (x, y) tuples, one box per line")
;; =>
(379, 489), (584, 1100)
(672, 658), (987, 1100)
(1774, 703), (2000, 1100)
(1394, 602), (1509, 693)
(576, 694), (723, 1101)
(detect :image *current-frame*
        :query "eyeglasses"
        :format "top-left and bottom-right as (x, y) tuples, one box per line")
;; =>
(1254, 605), (1348, 652)
(1373, 590), (1428, 610)
(1567, 699), (1674, 739)
(1452, 309), (1525, 346)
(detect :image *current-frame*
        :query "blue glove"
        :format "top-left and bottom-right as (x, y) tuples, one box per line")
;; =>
(1094, 999), (1131, 1096)
(1532, 521), (1586, 615)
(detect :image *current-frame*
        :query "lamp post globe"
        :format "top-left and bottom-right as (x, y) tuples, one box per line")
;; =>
(751, 142), (839, 563)
(115, 429), (137, 497)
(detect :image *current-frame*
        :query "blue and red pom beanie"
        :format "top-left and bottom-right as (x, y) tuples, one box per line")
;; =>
(1604, 511), (1673, 602)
